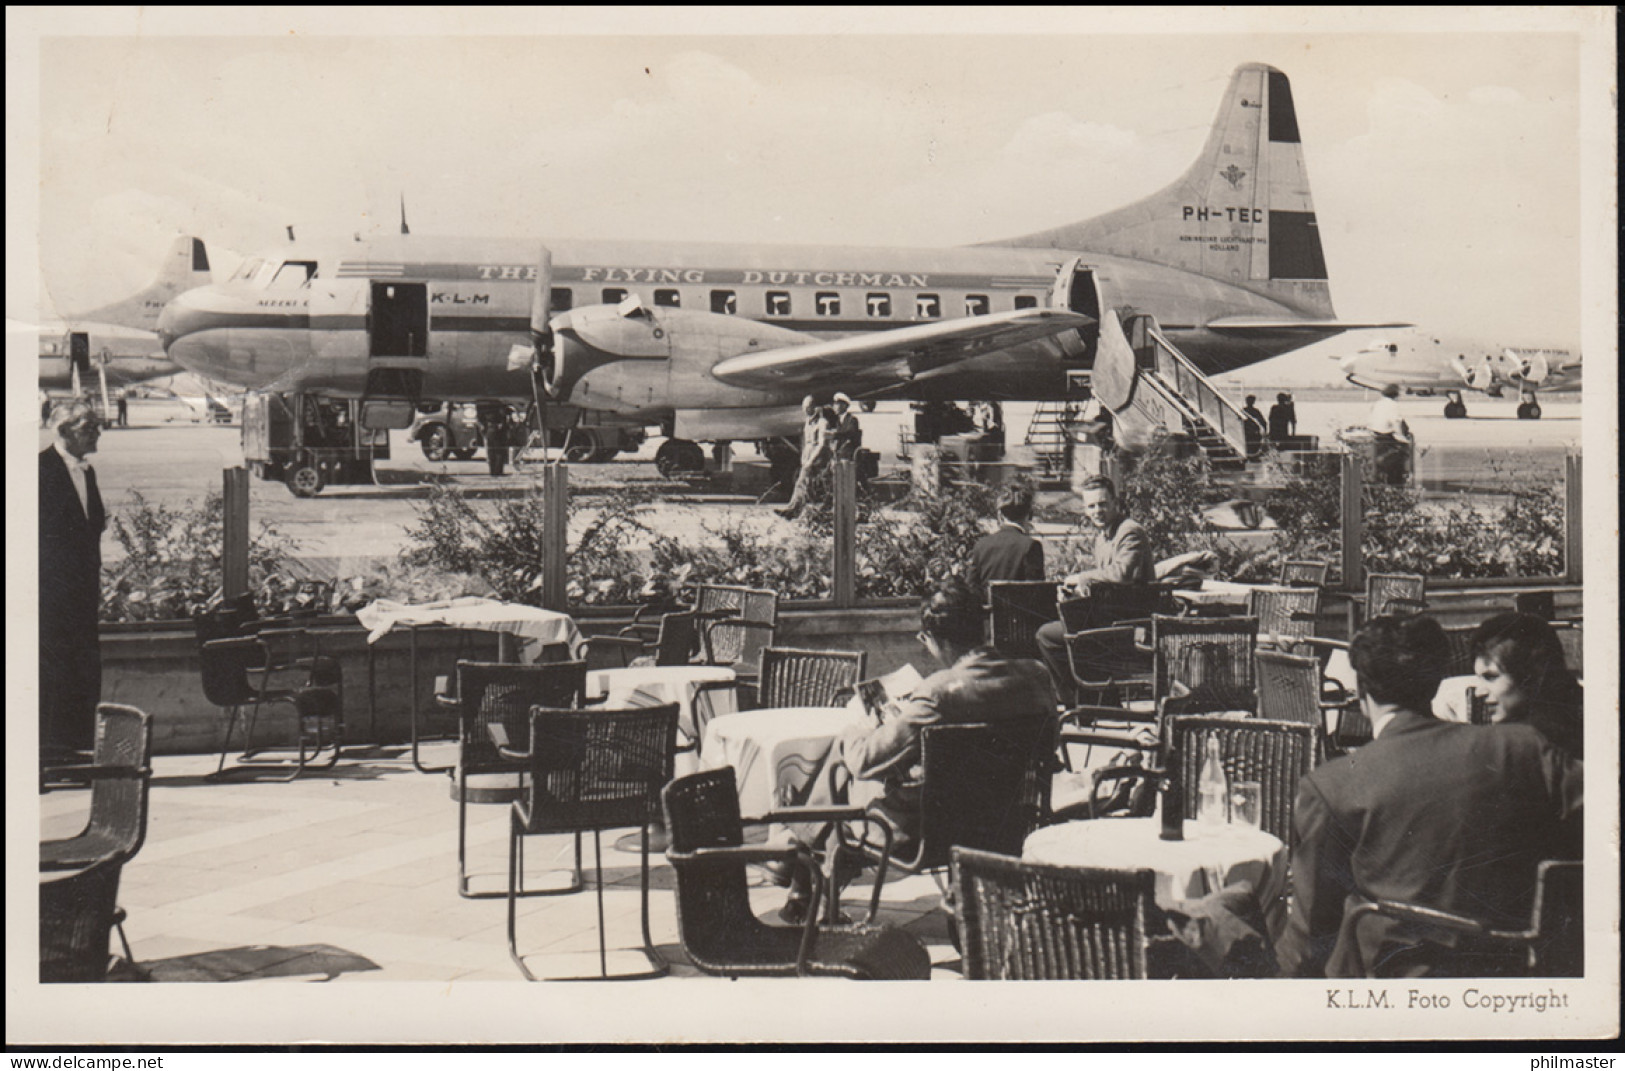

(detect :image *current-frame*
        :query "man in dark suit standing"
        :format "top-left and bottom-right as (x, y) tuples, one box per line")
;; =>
(967, 483), (1044, 597)
(1276, 615), (1583, 978)
(39, 398), (107, 765)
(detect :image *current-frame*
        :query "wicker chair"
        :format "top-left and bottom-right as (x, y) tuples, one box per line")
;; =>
(688, 647), (866, 753)
(40, 855), (129, 982)
(694, 584), (779, 668)
(1091, 716), (1316, 846)
(1337, 860), (1582, 977)
(198, 633), (342, 781)
(1152, 614), (1259, 717)
(439, 660), (587, 899)
(661, 769), (932, 979)
(1254, 649), (1335, 760)
(40, 705), (153, 869)
(952, 847), (1165, 979)
(500, 704), (678, 980)
(987, 580), (1059, 662)
(837, 718), (1057, 922)
(1248, 586), (1322, 650)
(1279, 560), (1331, 588)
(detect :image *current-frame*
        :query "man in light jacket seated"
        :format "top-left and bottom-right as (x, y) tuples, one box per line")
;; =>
(1034, 475), (1154, 699)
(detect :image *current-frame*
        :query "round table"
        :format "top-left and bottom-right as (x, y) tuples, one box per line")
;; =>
(700, 706), (870, 820)
(1023, 817), (1285, 908)
(588, 664), (738, 747)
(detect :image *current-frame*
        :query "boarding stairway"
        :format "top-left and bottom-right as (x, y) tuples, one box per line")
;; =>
(1023, 312), (1253, 472)
(1096, 311), (1253, 471)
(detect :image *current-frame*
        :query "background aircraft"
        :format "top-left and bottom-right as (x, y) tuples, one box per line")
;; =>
(158, 64), (1399, 469)
(32, 236), (211, 396)
(1334, 329), (1581, 418)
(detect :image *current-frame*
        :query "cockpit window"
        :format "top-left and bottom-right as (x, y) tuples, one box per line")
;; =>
(231, 257), (265, 283)
(270, 261), (318, 289)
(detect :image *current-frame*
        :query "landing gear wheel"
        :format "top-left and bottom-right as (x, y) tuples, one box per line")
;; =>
(1443, 401), (1467, 419)
(1516, 402), (1541, 420)
(655, 439), (706, 477)
(285, 458), (325, 497)
(451, 446), (477, 461)
(419, 425), (450, 461)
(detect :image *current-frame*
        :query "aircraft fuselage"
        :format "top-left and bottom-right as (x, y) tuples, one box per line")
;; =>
(159, 235), (1339, 421)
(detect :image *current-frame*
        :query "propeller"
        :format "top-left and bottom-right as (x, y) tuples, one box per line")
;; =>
(1509, 349), (1549, 384)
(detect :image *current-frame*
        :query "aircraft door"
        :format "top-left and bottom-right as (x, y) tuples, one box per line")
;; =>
(68, 332), (92, 391)
(1050, 257), (1102, 320)
(371, 282), (428, 357)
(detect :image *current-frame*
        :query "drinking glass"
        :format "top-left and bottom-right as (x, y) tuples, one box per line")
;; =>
(1229, 781), (1262, 830)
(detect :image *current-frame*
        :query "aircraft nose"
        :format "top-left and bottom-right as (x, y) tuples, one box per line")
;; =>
(157, 287), (209, 353)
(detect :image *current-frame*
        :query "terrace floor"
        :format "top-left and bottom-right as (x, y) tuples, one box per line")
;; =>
(40, 744), (1069, 984)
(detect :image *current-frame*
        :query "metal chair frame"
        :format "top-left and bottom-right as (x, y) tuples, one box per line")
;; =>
(499, 704), (678, 981)
(1338, 860), (1582, 977)
(661, 768), (930, 979)
(199, 633), (342, 782)
(439, 660), (588, 900)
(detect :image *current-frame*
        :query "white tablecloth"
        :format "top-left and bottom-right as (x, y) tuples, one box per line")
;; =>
(355, 597), (584, 663)
(700, 706), (869, 819)
(1023, 816), (1285, 909)
(1171, 580), (1269, 608)
(588, 664), (737, 742)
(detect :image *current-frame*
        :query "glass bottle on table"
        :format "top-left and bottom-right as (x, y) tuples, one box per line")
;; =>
(1159, 744), (1184, 841)
(1197, 735), (1229, 827)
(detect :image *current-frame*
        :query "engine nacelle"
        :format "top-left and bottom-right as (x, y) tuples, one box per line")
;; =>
(545, 302), (810, 406)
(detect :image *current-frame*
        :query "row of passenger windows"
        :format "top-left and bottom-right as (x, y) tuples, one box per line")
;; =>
(549, 287), (1039, 318)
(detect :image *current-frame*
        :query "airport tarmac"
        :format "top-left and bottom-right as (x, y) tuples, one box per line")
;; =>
(52, 392), (1582, 572)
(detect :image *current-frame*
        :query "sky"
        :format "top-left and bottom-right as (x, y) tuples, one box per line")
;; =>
(9, 10), (1611, 367)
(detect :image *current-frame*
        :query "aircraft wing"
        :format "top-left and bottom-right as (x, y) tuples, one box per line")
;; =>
(1207, 317), (1413, 333)
(708, 307), (1094, 394)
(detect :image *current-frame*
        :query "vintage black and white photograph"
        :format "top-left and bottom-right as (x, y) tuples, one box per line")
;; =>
(8, 7), (1617, 1047)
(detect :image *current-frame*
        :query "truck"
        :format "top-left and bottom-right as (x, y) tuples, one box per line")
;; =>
(242, 392), (389, 497)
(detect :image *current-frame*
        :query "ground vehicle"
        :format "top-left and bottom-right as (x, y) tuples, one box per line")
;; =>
(410, 403), (483, 461)
(242, 393), (389, 497)
(410, 402), (644, 464)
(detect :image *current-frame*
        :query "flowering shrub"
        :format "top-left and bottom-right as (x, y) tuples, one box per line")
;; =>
(101, 491), (299, 623)
(1361, 481), (1563, 579)
(403, 481), (653, 606)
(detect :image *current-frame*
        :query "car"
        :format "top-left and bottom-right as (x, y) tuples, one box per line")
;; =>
(409, 403), (483, 461)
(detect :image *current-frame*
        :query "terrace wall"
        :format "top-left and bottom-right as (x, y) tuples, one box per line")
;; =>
(98, 584), (1583, 757)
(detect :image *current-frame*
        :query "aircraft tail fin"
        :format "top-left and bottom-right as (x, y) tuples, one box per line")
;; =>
(991, 63), (1335, 319)
(81, 236), (213, 332)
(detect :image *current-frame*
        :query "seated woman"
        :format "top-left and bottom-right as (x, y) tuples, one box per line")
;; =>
(1471, 612), (1583, 759)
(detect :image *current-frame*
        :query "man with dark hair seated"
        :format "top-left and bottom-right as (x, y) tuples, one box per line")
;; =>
(966, 482), (1045, 598)
(1276, 615), (1583, 978)
(779, 580), (1057, 923)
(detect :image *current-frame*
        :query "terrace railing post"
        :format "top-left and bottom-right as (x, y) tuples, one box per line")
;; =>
(542, 463), (569, 613)
(222, 465), (250, 600)
(1563, 453), (1582, 584)
(1339, 451), (1363, 595)
(832, 459), (857, 608)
